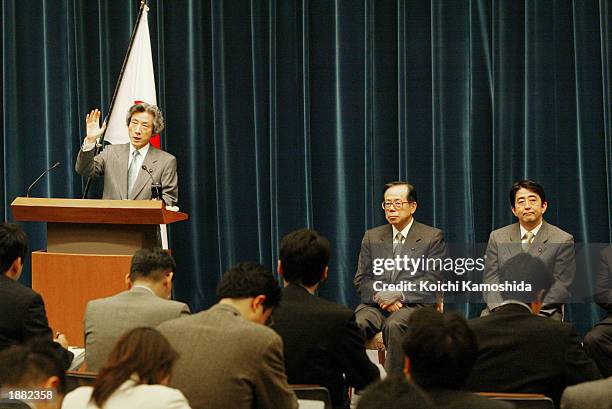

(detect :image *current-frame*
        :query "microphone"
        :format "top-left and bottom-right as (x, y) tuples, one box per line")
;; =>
(26, 162), (61, 197)
(141, 165), (162, 201)
(141, 164), (156, 184)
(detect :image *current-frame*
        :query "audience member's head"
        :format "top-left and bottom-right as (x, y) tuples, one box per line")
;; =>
(499, 252), (554, 311)
(356, 376), (434, 409)
(127, 248), (176, 299)
(279, 228), (331, 287)
(402, 308), (478, 390)
(91, 327), (178, 407)
(0, 340), (66, 409)
(217, 261), (281, 325)
(0, 223), (28, 279)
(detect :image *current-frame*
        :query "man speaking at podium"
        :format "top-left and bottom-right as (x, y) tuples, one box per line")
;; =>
(76, 103), (178, 206)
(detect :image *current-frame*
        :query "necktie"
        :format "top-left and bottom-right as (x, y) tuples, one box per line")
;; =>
(522, 231), (535, 252)
(127, 150), (140, 197)
(393, 232), (405, 254)
(391, 232), (404, 282)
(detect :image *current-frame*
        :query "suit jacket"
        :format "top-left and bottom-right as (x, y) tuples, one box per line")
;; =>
(353, 221), (446, 304)
(62, 378), (192, 409)
(595, 246), (612, 314)
(466, 303), (601, 406)
(157, 304), (298, 409)
(272, 284), (379, 409)
(427, 388), (515, 409)
(0, 274), (73, 369)
(483, 221), (575, 309)
(84, 287), (190, 372)
(75, 143), (178, 206)
(560, 376), (612, 409)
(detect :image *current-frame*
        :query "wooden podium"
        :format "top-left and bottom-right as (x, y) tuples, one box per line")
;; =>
(11, 197), (188, 347)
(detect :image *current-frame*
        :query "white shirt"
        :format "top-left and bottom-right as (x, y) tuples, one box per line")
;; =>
(128, 143), (150, 166)
(392, 218), (414, 244)
(520, 220), (543, 244)
(61, 377), (191, 409)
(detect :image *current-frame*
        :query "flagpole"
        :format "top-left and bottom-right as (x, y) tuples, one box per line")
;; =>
(82, 0), (149, 198)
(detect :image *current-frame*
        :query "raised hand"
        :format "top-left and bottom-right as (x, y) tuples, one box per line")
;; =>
(84, 109), (106, 144)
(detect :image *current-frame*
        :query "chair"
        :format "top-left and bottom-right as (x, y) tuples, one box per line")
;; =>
(478, 392), (555, 409)
(65, 371), (97, 393)
(290, 385), (332, 409)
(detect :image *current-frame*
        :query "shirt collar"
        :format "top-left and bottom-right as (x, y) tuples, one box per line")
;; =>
(498, 299), (533, 312)
(519, 220), (543, 239)
(131, 285), (155, 295)
(392, 218), (414, 240)
(129, 142), (150, 158)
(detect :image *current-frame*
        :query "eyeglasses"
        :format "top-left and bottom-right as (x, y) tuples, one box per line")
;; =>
(381, 200), (412, 210)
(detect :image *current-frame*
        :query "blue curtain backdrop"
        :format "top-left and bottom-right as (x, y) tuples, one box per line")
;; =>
(2, 0), (611, 334)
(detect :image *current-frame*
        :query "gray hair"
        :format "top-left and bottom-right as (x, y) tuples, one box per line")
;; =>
(125, 102), (165, 134)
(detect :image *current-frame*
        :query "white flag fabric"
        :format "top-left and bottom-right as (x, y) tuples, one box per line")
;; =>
(104, 5), (157, 145)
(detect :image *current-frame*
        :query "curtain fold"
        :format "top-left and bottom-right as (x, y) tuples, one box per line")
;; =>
(2, 0), (611, 332)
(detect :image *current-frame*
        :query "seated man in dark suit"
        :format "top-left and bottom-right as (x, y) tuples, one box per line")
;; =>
(402, 308), (513, 409)
(0, 340), (67, 409)
(356, 376), (434, 409)
(0, 223), (73, 369)
(353, 181), (446, 375)
(84, 247), (190, 371)
(272, 229), (380, 409)
(583, 245), (612, 377)
(466, 253), (601, 406)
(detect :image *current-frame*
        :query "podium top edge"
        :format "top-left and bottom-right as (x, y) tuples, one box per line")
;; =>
(12, 197), (163, 209)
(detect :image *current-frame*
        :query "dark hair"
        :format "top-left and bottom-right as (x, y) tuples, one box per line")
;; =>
(91, 327), (178, 407)
(383, 181), (417, 203)
(509, 180), (546, 207)
(216, 261), (281, 309)
(0, 340), (67, 394)
(402, 309), (478, 389)
(129, 248), (176, 282)
(499, 253), (554, 302)
(125, 102), (165, 134)
(279, 229), (331, 286)
(357, 376), (434, 409)
(0, 223), (28, 274)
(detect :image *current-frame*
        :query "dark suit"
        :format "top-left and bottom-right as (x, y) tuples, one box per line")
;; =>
(272, 284), (379, 409)
(584, 246), (612, 377)
(353, 221), (446, 375)
(427, 388), (515, 409)
(76, 143), (178, 206)
(483, 221), (575, 314)
(466, 303), (601, 406)
(0, 274), (73, 369)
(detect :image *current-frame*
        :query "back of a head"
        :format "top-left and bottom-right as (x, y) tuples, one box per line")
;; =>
(92, 327), (178, 407)
(499, 253), (553, 303)
(279, 228), (331, 286)
(216, 261), (281, 309)
(129, 248), (176, 282)
(0, 223), (28, 274)
(357, 376), (434, 409)
(0, 340), (66, 395)
(402, 308), (477, 389)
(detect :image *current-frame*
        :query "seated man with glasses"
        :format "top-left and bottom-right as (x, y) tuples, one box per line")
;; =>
(353, 181), (446, 376)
